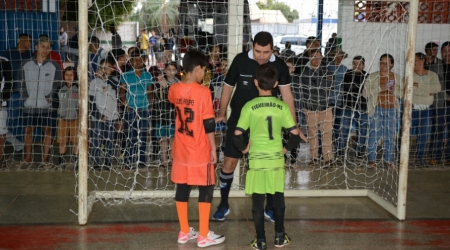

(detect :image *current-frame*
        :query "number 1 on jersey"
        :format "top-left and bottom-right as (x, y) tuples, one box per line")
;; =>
(266, 116), (274, 140)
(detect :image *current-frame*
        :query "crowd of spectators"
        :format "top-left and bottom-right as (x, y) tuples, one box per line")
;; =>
(0, 29), (449, 170)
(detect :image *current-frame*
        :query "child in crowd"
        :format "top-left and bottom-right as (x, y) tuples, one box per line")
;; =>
(168, 50), (225, 248)
(89, 59), (120, 168)
(57, 66), (79, 165)
(153, 61), (179, 166)
(233, 64), (301, 249)
(210, 58), (228, 160)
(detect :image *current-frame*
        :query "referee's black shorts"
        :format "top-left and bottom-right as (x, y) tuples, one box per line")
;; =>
(224, 115), (249, 159)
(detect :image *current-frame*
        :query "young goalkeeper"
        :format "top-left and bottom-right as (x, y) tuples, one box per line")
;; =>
(233, 64), (301, 250)
(168, 49), (225, 248)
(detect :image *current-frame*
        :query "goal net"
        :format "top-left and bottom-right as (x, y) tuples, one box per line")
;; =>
(2, 0), (449, 224)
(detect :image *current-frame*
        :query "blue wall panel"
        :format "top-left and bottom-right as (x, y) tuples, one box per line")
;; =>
(0, 1), (59, 51)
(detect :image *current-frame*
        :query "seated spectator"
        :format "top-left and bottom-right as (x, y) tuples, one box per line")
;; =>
(363, 54), (403, 169)
(18, 35), (62, 168)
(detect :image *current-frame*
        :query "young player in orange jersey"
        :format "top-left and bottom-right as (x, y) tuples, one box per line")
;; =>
(168, 49), (225, 248)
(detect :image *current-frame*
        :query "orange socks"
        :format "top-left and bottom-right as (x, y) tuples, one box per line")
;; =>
(176, 201), (189, 233)
(199, 202), (211, 237)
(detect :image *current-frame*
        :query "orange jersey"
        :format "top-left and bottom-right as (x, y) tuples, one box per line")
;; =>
(168, 82), (215, 168)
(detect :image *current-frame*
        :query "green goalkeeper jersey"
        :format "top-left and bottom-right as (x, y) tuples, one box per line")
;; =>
(236, 96), (296, 170)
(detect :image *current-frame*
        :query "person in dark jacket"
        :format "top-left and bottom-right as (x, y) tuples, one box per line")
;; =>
(338, 56), (369, 159)
(300, 49), (334, 166)
(0, 57), (13, 168)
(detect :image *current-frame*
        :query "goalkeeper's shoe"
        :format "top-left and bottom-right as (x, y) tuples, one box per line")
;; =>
(274, 232), (291, 248)
(251, 238), (267, 250)
(212, 206), (230, 221)
(197, 231), (225, 248)
(177, 227), (198, 244)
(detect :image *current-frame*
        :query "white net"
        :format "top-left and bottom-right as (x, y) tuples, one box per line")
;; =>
(0, 0), (449, 221)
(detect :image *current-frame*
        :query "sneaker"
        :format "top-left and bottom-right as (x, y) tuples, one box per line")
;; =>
(212, 206), (230, 221)
(274, 232), (290, 248)
(251, 238), (267, 250)
(177, 227), (198, 244)
(264, 210), (275, 223)
(197, 231), (225, 248)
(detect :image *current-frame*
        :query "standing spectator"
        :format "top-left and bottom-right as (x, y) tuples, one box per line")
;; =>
(67, 27), (79, 65)
(210, 58), (228, 160)
(59, 26), (68, 63)
(363, 54), (403, 169)
(56, 66), (79, 166)
(149, 30), (160, 66)
(411, 53), (440, 166)
(110, 24), (123, 49)
(294, 36), (321, 73)
(1, 33), (32, 151)
(328, 48), (348, 158)
(300, 49), (335, 166)
(120, 50), (153, 168)
(0, 57), (13, 168)
(424, 42), (441, 68)
(89, 59), (120, 168)
(18, 35), (62, 168)
(153, 62), (178, 167)
(207, 45), (222, 72)
(139, 29), (149, 55)
(342, 56), (369, 159)
(88, 36), (106, 80)
(280, 41), (295, 61)
(430, 41), (450, 165)
(325, 33), (338, 57)
(213, 31), (307, 221)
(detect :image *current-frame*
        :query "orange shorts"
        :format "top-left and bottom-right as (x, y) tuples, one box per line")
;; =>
(171, 163), (216, 186)
(57, 119), (79, 144)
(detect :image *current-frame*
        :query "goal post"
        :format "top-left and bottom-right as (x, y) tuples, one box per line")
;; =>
(74, 0), (424, 224)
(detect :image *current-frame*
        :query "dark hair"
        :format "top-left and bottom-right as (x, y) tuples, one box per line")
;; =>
(285, 58), (294, 65)
(100, 58), (114, 67)
(308, 49), (322, 58)
(256, 64), (278, 91)
(18, 33), (32, 40)
(109, 48), (126, 60)
(182, 49), (208, 73)
(89, 36), (100, 45)
(253, 31), (273, 49)
(380, 53), (394, 65)
(165, 61), (178, 69)
(285, 41), (291, 49)
(415, 52), (426, 60)
(425, 42), (439, 53)
(353, 55), (365, 65)
(442, 41), (450, 52)
(306, 36), (319, 46)
(220, 57), (228, 62)
(63, 66), (77, 81)
(128, 46), (138, 55)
